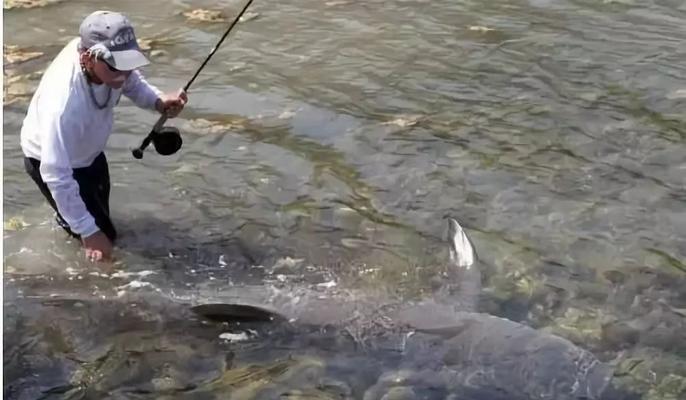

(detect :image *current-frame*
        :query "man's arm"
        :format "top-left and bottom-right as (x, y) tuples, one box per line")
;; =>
(39, 93), (113, 261)
(121, 69), (164, 111)
(122, 70), (188, 117)
(39, 94), (99, 238)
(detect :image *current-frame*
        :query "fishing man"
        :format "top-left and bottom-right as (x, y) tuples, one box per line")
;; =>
(20, 10), (188, 262)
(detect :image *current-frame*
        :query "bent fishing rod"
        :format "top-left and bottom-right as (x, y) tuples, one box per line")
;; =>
(132, 0), (256, 159)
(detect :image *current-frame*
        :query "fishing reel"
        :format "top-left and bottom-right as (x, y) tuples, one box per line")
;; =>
(151, 126), (183, 156)
(131, 115), (183, 159)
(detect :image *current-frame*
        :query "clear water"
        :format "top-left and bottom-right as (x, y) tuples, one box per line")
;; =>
(4, 0), (685, 399)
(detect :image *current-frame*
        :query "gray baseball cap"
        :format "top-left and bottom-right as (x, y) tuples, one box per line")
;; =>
(79, 10), (149, 71)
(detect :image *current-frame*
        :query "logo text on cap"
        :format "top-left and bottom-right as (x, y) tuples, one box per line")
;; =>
(109, 27), (136, 49)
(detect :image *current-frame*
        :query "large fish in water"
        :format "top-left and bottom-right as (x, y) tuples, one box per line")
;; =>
(4, 219), (634, 400)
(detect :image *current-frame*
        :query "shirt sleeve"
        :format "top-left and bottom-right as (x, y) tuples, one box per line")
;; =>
(38, 88), (100, 237)
(122, 69), (163, 111)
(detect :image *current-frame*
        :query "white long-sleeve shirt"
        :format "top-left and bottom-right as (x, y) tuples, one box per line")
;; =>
(20, 37), (163, 237)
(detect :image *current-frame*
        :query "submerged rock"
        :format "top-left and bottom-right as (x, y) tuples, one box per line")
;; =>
(183, 9), (225, 23)
(325, 1), (351, 6)
(4, 216), (30, 231)
(183, 8), (260, 23)
(600, 319), (640, 350)
(196, 356), (330, 398)
(468, 25), (496, 33)
(612, 348), (686, 400)
(543, 306), (604, 346)
(3, 71), (43, 106)
(647, 373), (686, 400)
(4, 0), (63, 9)
(3, 44), (43, 64)
(183, 117), (249, 135)
(382, 115), (424, 129)
(362, 369), (448, 400)
(137, 35), (177, 52)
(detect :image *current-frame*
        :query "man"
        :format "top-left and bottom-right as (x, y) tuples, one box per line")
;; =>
(20, 10), (188, 262)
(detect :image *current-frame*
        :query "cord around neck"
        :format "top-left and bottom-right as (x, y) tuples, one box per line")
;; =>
(80, 62), (111, 110)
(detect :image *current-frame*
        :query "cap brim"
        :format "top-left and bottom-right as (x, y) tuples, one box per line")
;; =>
(110, 49), (150, 71)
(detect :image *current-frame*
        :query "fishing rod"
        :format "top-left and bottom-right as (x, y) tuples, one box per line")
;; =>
(132, 0), (257, 159)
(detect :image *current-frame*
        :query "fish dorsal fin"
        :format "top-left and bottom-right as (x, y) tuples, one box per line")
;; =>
(446, 218), (475, 269)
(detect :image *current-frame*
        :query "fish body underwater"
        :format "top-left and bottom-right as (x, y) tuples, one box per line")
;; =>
(4, 219), (637, 399)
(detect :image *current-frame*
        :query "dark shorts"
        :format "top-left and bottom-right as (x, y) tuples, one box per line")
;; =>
(24, 152), (117, 242)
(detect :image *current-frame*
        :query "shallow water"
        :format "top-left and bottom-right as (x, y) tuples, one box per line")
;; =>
(3, 0), (686, 399)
